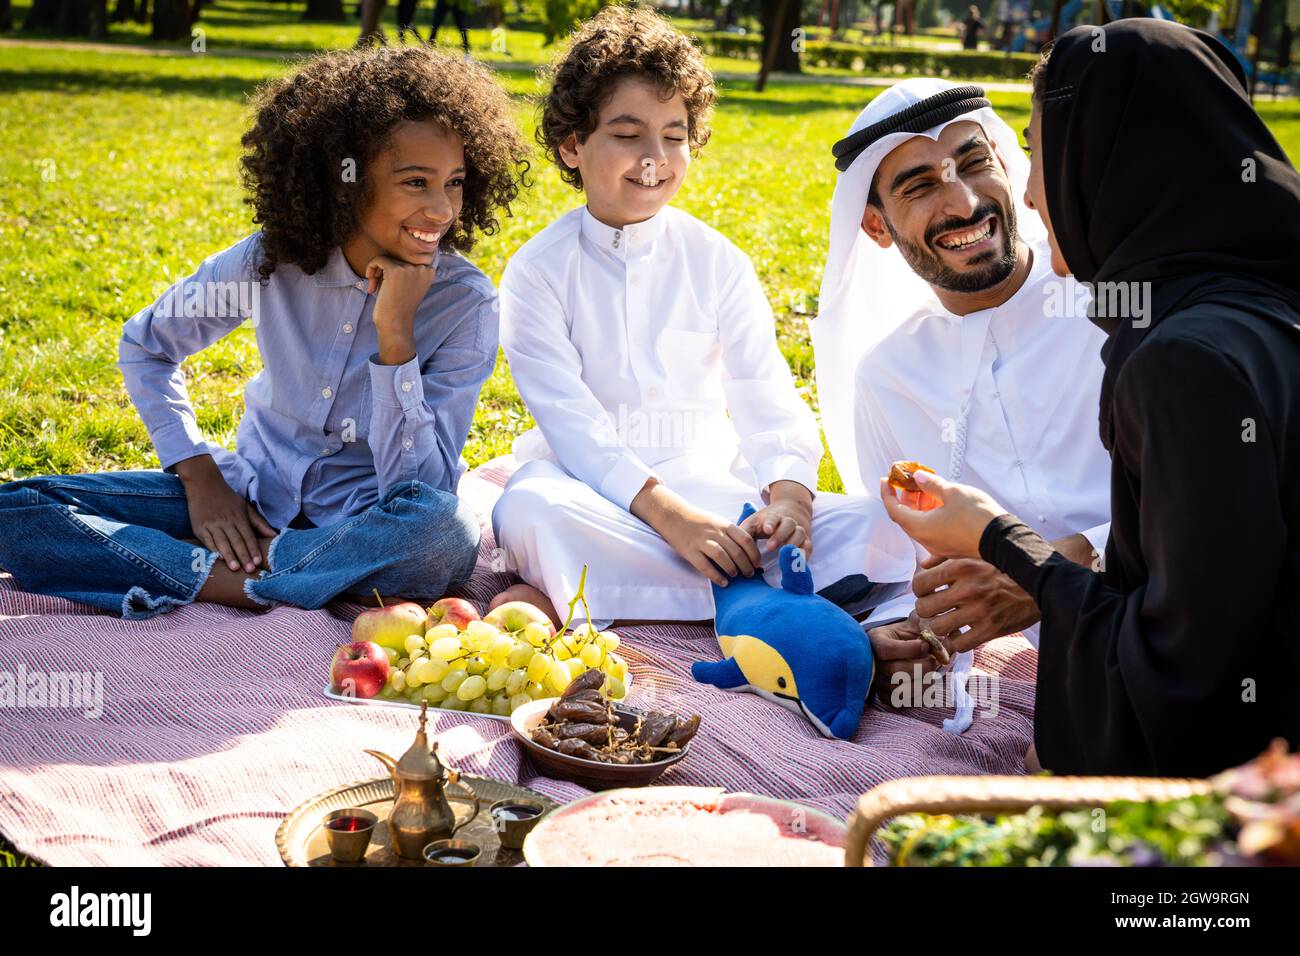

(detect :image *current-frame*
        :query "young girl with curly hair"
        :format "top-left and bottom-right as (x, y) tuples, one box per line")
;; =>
(0, 46), (530, 618)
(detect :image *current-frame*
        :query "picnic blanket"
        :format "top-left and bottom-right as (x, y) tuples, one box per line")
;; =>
(0, 457), (1037, 866)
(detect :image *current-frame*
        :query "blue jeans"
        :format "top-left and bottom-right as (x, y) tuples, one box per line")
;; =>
(0, 471), (480, 620)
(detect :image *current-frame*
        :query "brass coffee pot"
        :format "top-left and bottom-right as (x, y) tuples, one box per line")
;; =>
(366, 702), (479, 859)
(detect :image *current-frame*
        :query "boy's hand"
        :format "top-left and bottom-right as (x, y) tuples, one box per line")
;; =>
(739, 480), (814, 558)
(175, 455), (276, 573)
(366, 254), (437, 365)
(631, 479), (761, 587)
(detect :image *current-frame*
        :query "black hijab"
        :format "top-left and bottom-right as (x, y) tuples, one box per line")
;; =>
(1039, 19), (1300, 446)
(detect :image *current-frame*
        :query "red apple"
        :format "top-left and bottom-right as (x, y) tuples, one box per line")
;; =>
(427, 597), (480, 632)
(331, 641), (391, 700)
(351, 602), (429, 652)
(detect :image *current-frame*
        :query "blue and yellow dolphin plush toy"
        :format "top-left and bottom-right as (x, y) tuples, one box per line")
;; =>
(690, 504), (875, 740)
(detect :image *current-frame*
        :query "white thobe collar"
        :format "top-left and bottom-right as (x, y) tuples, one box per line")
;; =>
(580, 205), (669, 261)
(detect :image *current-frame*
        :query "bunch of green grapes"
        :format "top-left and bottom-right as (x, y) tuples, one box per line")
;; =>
(376, 619), (629, 717)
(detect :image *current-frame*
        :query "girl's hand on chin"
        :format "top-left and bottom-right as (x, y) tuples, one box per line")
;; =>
(365, 253), (438, 331)
(879, 469), (1006, 560)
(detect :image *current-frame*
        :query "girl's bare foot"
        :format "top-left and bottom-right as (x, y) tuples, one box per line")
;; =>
(191, 537), (275, 611)
(488, 583), (559, 626)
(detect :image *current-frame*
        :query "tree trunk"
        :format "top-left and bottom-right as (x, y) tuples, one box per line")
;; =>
(357, 0), (386, 43)
(760, 0), (802, 78)
(1, 0), (14, 31)
(23, 0), (106, 34)
(1248, 0), (1272, 101)
(134, 0), (148, 23)
(1045, 0), (1064, 43)
(151, 0), (190, 39)
(112, 0), (134, 21)
(303, 0), (345, 21)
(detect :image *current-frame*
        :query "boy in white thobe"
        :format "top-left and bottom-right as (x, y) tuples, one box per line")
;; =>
(490, 8), (914, 622)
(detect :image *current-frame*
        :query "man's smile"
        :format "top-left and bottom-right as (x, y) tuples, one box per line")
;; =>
(934, 215), (997, 255)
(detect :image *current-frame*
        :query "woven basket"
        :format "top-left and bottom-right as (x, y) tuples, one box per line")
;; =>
(845, 774), (1214, 867)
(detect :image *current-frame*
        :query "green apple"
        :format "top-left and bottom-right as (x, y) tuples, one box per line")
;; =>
(483, 601), (555, 637)
(351, 602), (429, 652)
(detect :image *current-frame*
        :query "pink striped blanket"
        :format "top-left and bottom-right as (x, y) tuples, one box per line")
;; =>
(0, 459), (1036, 865)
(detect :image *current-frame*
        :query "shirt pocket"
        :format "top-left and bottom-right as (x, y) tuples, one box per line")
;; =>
(655, 328), (723, 400)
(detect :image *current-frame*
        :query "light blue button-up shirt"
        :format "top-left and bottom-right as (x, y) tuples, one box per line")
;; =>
(118, 232), (498, 530)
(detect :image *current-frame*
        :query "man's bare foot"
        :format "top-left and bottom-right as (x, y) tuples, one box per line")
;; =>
(488, 583), (560, 626)
(1024, 743), (1043, 774)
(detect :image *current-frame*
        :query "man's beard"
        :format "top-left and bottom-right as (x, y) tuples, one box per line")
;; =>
(884, 200), (1019, 294)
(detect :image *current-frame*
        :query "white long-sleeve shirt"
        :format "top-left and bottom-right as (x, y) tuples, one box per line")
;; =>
(499, 205), (823, 510)
(857, 240), (1112, 632)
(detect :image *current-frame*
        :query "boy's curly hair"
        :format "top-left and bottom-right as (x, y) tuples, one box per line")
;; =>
(240, 45), (530, 281)
(538, 5), (716, 190)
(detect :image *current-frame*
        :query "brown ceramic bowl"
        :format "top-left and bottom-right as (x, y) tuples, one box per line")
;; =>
(509, 698), (692, 790)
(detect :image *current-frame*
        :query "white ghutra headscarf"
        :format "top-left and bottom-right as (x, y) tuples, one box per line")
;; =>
(813, 78), (1046, 494)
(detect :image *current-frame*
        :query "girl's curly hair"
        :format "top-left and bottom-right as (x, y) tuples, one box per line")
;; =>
(240, 45), (531, 281)
(538, 5), (716, 191)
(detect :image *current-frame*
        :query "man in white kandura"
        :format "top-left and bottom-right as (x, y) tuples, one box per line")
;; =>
(813, 79), (1112, 714)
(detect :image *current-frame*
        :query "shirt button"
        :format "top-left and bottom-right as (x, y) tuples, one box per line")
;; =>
(1038, 515), (1046, 523)
(402, 438), (413, 450)
(343, 323), (353, 334)
(320, 447), (329, 456)
(321, 386), (332, 399)
(401, 381), (413, 393)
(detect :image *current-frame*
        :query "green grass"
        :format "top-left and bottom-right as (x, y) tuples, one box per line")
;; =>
(1, 41), (1298, 491)
(5, 0), (991, 80)
(0, 27), (1298, 868)
(0, 42), (958, 491)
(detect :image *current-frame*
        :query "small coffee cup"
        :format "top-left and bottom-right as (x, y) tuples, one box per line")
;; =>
(323, 808), (378, 864)
(423, 839), (481, 867)
(489, 798), (547, 850)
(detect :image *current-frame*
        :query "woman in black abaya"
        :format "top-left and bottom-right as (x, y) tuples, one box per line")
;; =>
(880, 18), (1300, 777)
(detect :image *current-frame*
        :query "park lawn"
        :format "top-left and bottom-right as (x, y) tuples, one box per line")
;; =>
(0, 42), (1002, 494)
(7, 0), (971, 79)
(1, 44), (1298, 496)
